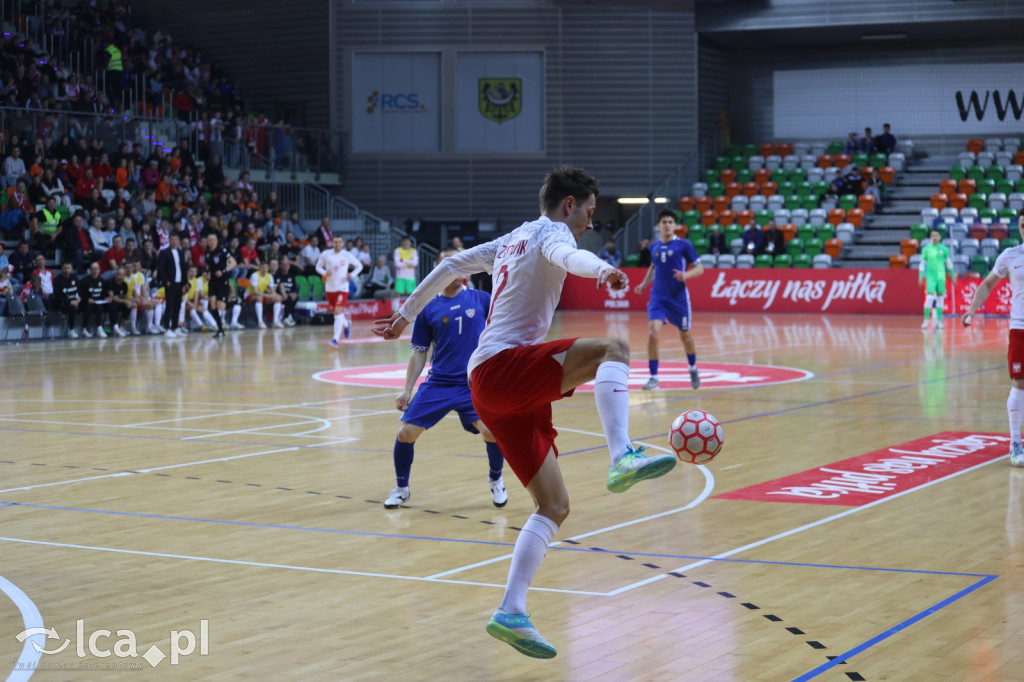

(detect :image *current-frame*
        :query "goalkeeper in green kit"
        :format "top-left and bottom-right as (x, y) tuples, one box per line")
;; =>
(919, 229), (956, 330)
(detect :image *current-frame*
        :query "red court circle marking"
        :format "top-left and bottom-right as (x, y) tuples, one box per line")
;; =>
(314, 361), (813, 390)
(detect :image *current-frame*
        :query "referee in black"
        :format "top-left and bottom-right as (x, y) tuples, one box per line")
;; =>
(157, 230), (186, 337)
(206, 232), (236, 339)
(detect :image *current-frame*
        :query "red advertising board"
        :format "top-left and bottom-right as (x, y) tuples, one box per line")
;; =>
(713, 432), (1010, 506)
(559, 268), (1012, 316)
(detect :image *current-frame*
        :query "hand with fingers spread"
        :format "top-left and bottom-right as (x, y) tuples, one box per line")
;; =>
(372, 312), (409, 340)
(598, 267), (628, 291)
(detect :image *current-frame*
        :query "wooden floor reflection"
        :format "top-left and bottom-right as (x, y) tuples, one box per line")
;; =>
(0, 311), (1021, 681)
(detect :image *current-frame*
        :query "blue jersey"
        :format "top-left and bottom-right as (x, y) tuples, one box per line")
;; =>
(410, 288), (491, 386)
(649, 237), (700, 302)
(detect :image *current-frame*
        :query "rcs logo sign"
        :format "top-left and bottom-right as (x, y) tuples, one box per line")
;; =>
(366, 91), (424, 114)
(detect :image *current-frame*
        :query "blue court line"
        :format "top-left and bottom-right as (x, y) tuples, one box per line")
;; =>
(793, 574), (998, 681)
(0, 500), (996, 579)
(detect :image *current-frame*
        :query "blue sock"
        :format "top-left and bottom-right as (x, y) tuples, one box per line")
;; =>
(687, 353), (697, 368)
(649, 359), (659, 376)
(486, 441), (504, 480)
(394, 439), (414, 488)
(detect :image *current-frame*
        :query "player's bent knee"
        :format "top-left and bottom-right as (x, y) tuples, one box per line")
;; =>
(602, 336), (630, 363)
(396, 424), (421, 443)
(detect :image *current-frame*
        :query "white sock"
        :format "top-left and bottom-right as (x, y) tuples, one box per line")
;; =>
(500, 513), (558, 615)
(178, 304), (186, 325)
(256, 302), (264, 323)
(594, 361), (632, 464)
(273, 302), (282, 323)
(1008, 387), (1024, 443)
(333, 314), (344, 340)
(129, 308), (138, 330)
(203, 310), (216, 328)
(231, 306), (241, 324)
(145, 308), (154, 329)
(191, 309), (203, 326)
(342, 313), (351, 329)
(155, 303), (164, 324)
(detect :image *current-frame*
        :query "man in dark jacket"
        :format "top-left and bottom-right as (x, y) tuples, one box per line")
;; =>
(53, 261), (81, 338)
(157, 230), (187, 337)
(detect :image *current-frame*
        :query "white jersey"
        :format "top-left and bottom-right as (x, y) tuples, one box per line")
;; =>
(315, 249), (363, 293)
(991, 245), (1024, 330)
(398, 216), (612, 375)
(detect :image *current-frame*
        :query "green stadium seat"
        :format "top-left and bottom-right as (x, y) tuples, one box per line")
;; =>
(803, 238), (824, 256)
(786, 237), (804, 256)
(755, 254), (773, 268)
(792, 253), (813, 268)
(724, 144), (743, 158)
(674, 210), (685, 223)
(778, 181), (795, 196)
(967, 166), (986, 182)
(869, 153), (888, 168)
(774, 254), (793, 268)
(949, 166), (967, 181)
(724, 224), (743, 244)
(979, 208), (998, 220)
(1000, 208), (1018, 220)
(851, 153), (869, 167)
(970, 255), (992, 275)
(683, 210), (701, 227)
(731, 156), (745, 170)
(755, 210), (773, 226)
(797, 224), (817, 241)
(714, 156), (730, 172)
(801, 197), (819, 210)
(988, 165), (1005, 181)
(795, 182), (813, 198)
(812, 180), (829, 197)
(772, 167), (789, 183)
(310, 276), (325, 301)
(1017, 179), (1024, 193)
(910, 223), (929, 242)
(707, 182), (725, 198)
(736, 169), (755, 184)
(827, 141), (844, 155)
(978, 178), (997, 195)
(839, 194), (858, 210)
(998, 180), (1015, 195)
(789, 168), (807, 183)
(969, 194), (989, 210)
(702, 169), (718, 185)
(817, 224), (836, 241)
(623, 253), (640, 267)
(688, 224), (707, 241)
(932, 223), (949, 239)
(1003, 237), (1021, 251)
(691, 237), (710, 255)
(785, 194), (802, 209)
(294, 275), (310, 301)
(742, 143), (759, 158)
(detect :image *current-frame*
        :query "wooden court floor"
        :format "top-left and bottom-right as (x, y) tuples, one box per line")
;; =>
(0, 310), (1022, 681)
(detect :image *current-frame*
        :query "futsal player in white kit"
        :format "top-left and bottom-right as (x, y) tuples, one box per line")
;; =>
(315, 235), (363, 346)
(962, 208), (1024, 466)
(373, 166), (677, 659)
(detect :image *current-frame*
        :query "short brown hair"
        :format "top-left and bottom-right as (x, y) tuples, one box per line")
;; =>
(539, 166), (599, 213)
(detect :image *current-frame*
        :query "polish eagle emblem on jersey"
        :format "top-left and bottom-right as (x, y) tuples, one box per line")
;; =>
(479, 78), (521, 123)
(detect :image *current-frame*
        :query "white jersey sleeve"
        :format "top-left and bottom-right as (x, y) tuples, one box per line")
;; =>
(398, 241), (499, 320)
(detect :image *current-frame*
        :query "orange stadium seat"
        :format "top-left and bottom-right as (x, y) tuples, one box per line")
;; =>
(1015, 151), (1024, 166)
(901, 238), (919, 258)
(736, 209), (755, 226)
(970, 224), (989, 241)
(743, 182), (760, 197)
(958, 179), (977, 197)
(846, 208), (865, 227)
(967, 139), (984, 154)
(713, 196), (730, 213)
(879, 166), (896, 185)
(950, 193), (968, 210)
(834, 154), (851, 168)
(678, 196), (695, 212)
(720, 168), (737, 185)
(725, 182), (741, 198)
(777, 142), (793, 157)
(990, 223), (1009, 243)
(759, 181), (778, 196)
(824, 238), (843, 259)
(931, 193), (948, 210)
(940, 179), (958, 196)
(754, 168), (772, 185)
(781, 223), (797, 242)
(696, 196), (712, 213)
(674, 225), (689, 239)
(859, 194), (876, 213)
(860, 165), (876, 179)
(718, 209), (736, 226)
(817, 154), (833, 169)
(760, 143), (776, 157)
(701, 210), (718, 226)
(827, 208), (846, 226)
(890, 254), (908, 269)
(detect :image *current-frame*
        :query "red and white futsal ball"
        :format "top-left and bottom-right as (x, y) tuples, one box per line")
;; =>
(669, 410), (724, 464)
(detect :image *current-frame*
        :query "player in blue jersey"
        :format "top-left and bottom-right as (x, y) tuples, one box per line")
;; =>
(634, 209), (705, 390)
(384, 249), (509, 509)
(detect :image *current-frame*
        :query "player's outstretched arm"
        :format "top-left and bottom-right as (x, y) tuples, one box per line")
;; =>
(633, 265), (654, 295)
(372, 312), (410, 339)
(962, 270), (1002, 326)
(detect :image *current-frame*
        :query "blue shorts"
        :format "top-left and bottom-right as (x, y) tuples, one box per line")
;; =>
(648, 291), (692, 332)
(401, 381), (480, 433)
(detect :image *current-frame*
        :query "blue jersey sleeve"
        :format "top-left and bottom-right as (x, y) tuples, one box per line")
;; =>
(409, 301), (434, 352)
(681, 240), (701, 267)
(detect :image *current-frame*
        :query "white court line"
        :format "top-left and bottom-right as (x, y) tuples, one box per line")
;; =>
(181, 419), (328, 440)
(604, 453), (1008, 596)
(0, 537), (605, 597)
(0, 447), (300, 494)
(129, 393), (397, 427)
(1, 573), (44, 682)
(426, 430), (715, 580)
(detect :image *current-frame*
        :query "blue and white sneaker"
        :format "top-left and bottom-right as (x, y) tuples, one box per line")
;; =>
(329, 338), (339, 347)
(343, 324), (351, 339)
(1011, 441), (1024, 467)
(485, 609), (557, 659)
(607, 445), (676, 493)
